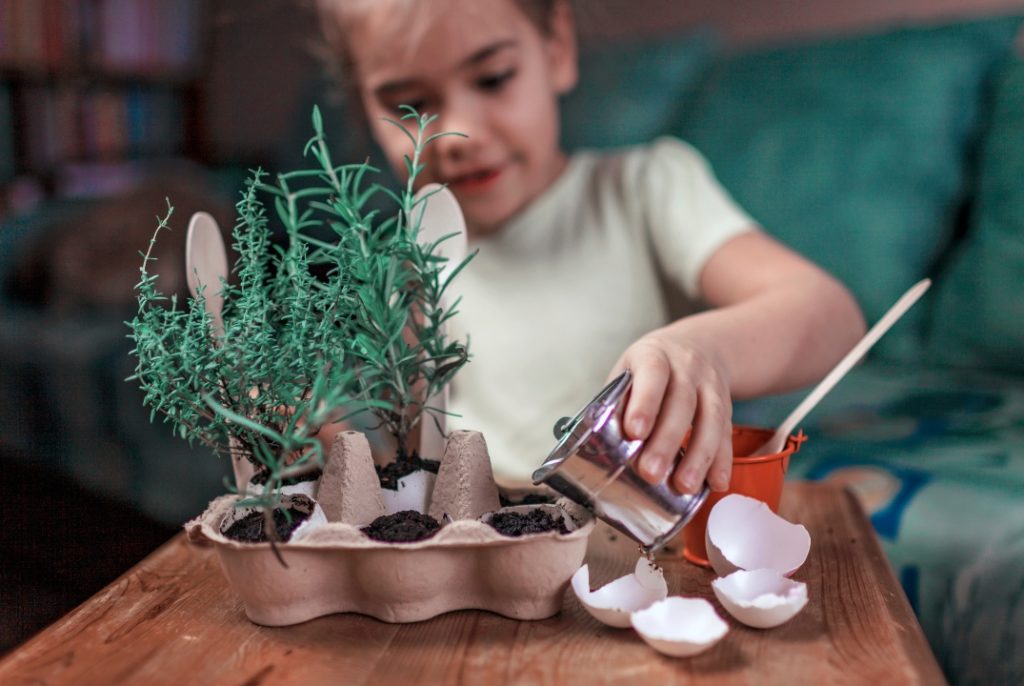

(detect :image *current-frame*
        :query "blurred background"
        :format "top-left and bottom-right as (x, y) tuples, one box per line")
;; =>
(2, 1), (1024, 682)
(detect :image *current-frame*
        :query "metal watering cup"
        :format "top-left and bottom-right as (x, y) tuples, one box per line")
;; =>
(532, 370), (709, 553)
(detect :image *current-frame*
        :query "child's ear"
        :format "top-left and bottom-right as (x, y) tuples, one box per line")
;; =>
(546, 0), (578, 95)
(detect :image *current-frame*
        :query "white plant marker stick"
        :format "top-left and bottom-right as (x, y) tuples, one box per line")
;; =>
(754, 278), (932, 456)
(412, 184), (468, 460)
(185, 211), (229, 338)
(187, 212), (243, 487)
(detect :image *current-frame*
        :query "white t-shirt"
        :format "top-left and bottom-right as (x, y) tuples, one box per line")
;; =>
(447, 136), (756, 482)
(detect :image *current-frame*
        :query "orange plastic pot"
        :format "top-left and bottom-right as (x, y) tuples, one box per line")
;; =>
(678, 425), (805, 567)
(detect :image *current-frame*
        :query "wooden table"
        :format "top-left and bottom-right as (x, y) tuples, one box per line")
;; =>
(0, 482), (946, 685)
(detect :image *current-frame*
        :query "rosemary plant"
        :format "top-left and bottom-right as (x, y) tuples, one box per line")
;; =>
(316, 106), (474, 460)
(127, 106), (473, 528)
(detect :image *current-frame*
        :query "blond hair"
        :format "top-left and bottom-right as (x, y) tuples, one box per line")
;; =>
(315, 0), (560, 86)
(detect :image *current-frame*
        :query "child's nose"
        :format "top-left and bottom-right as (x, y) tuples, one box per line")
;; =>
(434, 98), (487, 158)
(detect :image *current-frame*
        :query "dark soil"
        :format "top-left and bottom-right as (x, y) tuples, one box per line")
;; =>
(250, 467), (323, 487)
(376, 452), (440, 491)
(498, 492), (555, 507)
(361, 510), (441, 543)
(223, 507), (311, 543)
(488, 508), (570, 537)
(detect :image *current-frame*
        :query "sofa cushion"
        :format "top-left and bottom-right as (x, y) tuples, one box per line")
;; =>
(679, 17), (1022, 360)
(927, 55), (1024, 372)
(560, 28), (717, 151)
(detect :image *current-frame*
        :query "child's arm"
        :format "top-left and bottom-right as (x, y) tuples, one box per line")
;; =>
(613, 230), (866, 495)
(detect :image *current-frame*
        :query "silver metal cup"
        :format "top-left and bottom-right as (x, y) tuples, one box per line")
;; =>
(532, 370), (709, 553)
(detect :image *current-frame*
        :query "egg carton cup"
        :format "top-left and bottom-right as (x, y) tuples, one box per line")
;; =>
(187, 430), (594, 626)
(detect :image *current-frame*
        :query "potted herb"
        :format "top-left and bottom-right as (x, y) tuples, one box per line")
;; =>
(128, 159), (373, 548)
(132, 107), (593, 625)
(306, 107), (474, 517)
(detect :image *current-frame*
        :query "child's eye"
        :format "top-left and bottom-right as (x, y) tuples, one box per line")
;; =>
(392, 99), (427, 114)
(476, 69), (516, 93)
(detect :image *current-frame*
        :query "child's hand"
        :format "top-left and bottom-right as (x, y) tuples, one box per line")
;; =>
(611, 330), (734, 494)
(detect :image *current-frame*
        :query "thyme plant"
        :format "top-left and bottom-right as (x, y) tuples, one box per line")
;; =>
(127, 106), (473, 524)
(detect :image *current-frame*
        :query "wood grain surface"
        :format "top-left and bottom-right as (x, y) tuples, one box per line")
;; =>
(0, 482), (946, 685)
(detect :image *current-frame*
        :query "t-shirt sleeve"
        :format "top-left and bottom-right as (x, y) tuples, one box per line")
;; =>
(631, 136), (757, 300)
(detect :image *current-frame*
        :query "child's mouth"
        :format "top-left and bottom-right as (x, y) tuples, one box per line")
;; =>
(449, 167), (502, 192)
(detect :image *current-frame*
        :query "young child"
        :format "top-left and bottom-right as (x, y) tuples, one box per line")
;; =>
(316, 0), (866, 494)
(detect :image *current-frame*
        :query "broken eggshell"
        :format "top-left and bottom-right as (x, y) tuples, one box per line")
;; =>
(380, 469), (437, 515)
(711, 568), (808, 628)
(705, 494), (810, 577)
(217, 492), (319, 542)
(571, 557), (667, 628)
(289, 502), (329, 542)
(246, 476), (319, 501)
(630, 597), (729, 657)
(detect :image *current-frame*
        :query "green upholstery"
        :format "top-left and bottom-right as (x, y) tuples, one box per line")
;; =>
(560, 29), (717, 151)
(679, 18), (1023, 360)
(928, 57), (1024, 372)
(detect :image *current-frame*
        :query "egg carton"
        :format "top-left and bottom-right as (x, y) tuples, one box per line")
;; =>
(186, 430), (594, 626)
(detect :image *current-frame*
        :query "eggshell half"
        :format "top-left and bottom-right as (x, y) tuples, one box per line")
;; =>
(571, 557), (668, 628)
(290, 502), (329, 542)
(712, 568), (808, 628)
(630, 597), (729, 657)
(705, 494), (810, 577)
(380, 470), (437, 515)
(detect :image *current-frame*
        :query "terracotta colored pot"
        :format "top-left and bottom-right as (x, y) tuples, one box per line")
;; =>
(678, 425), (805, 567)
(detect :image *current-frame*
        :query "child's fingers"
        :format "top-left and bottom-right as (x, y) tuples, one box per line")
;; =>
(635, 378), (697, 485)
(708, 431), (734, 492)
(621, 347), (670, 442)
(670, 388), (729, 494)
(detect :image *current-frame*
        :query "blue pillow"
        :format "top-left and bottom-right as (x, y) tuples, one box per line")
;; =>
(927, 56), (1024, 372)
(560, 29), (717, 151)
(679, 17), (1022, 360)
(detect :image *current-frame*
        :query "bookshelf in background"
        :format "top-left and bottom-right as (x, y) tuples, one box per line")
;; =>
(0, 0), (205, 215)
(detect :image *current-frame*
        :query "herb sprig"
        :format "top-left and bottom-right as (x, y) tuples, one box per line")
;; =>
(127, 106), (474, 524)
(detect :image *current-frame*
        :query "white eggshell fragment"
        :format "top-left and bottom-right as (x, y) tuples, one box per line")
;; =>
(572, 557), (668, 628)
(282, 479), (319, 500)
(246, 477), (319, 500)
(380, 470), (437, 515)
(630, 597), (729, 657)
(289, 502), (329, 542)
(712, 568), (808, 628)
(705, 494), (811, 577)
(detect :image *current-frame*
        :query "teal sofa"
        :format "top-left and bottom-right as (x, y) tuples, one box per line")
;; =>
(2, 13), (1022, 685)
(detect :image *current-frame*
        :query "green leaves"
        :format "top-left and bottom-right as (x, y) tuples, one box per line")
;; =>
(335, 109), (475, 457)
(127, 106), (473, 506)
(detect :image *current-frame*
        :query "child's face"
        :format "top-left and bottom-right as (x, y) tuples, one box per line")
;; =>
(345, 0), (577, 237)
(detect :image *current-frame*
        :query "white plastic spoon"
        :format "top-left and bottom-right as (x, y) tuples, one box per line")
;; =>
(185, 211), (229, 338)
(754, 278), (932, 456)
(412, 184), (468, 460)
